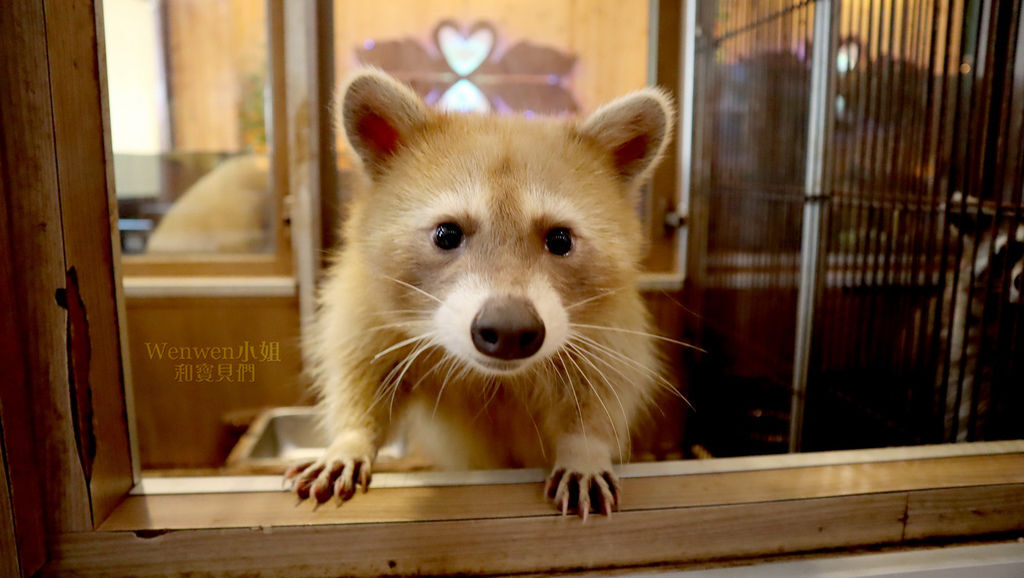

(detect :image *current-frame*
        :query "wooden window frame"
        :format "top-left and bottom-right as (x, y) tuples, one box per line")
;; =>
(2, 0), (1023, 576)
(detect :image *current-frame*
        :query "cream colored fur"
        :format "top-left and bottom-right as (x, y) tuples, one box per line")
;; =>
(290, 70), (674, 517)
(147, 154), (271, 253)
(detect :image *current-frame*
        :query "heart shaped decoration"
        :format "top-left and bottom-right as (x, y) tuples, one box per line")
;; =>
(438, 78), (491, 112)
(435, 21), (495, 77)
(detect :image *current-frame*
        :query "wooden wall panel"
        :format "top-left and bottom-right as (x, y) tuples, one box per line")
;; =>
(0, 0), (93, 535)
(123, 292), (690, 469)
(126, 297), (308, 469)
(165, 0), (267, 152)
(0, 120), (46, 577)
(0, 431), (22, 577)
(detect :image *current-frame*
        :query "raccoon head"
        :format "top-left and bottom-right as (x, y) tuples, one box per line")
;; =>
(341, 70), (673, 375)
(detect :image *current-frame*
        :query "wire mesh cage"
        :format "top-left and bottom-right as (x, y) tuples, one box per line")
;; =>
(685, 0), (1024, 457)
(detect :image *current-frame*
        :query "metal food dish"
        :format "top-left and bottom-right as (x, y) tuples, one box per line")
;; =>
(226, 406), (425, 473)
(225, 407), (326, 472)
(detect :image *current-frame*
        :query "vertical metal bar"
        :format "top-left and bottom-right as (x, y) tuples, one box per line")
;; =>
(789, 0), (838, 453)
(948, 0), (990, 442)
(283, 0), (327, 334)
(676, 0), (698, 279)
(928, 0), (966, 443)
(967, 0), (1018, 440)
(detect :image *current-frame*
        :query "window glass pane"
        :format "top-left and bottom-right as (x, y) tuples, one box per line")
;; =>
(105, 0), (273, 255)
(104, 0), (305, 477)
(329, 0), (651, 176)
(105, 0), (1024, 482)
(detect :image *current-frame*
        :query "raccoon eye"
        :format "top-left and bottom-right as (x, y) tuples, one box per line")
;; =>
(545, 227), (573, 256)
(434, 222), (463, 250)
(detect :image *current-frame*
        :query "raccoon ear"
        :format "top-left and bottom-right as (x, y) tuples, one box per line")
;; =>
(579, 88), (674, 186)
(342, 70), (429, 179)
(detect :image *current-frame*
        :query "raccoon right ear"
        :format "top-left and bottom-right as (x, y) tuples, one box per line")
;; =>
(579, 88), (674, 188)
(342, 70), (429, 179)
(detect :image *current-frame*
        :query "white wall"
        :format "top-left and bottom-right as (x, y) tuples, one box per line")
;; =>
(103, 0), (164, 155)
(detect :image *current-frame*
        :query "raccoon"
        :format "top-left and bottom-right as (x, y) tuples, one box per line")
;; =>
(287, 70), (673, 517)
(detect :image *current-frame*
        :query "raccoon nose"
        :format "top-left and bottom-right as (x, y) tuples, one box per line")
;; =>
(471, 297), (546, 360)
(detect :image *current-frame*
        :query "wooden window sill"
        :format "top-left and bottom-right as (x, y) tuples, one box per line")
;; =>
(122, 275), (297, 298)
(44, 449), (1024, 576)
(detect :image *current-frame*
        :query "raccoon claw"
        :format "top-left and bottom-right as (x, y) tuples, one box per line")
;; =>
(285, 456), (373, 505)
(282, 461), (313, 490)
(545, 468), (620, 519)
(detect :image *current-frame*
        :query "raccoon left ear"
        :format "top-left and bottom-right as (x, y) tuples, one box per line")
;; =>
(342, 69), (429, 180)
(579, 88), (674, 186)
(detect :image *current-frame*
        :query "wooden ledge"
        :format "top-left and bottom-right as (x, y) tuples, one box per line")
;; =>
(100, 453), (1024, 531)
(44, 454), (1024, 576)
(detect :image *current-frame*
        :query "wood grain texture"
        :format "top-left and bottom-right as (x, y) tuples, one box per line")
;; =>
(47, 493), (907, 577)
(98, 454), (1024, 530)
(0, 422), (33, 577)
(0, 115), (47, 574)
(0, 0), (92, 534)
(164, 0), (267, 152)
(905, 484), (1024, 540)
(95, 0), (143, 489)
(125, 296), (307, 468)
(46, 480), (1024, 576)
(43, 0), (135, 526)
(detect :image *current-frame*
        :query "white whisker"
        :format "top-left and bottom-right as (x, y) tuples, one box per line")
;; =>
(475, 381), (502, 420)
(388, 339), (435, 419)
(572, 333), (693, 410)
(380, 275), (443, 304)
(571, 336), (666, 421)
(565, 286), (629, 310)
(562, 345), (621, 460)
(517, 379), (548, 461)
(364, 320), (431, 334)
(432, 356), (459, 419)
(555, 351), (588, 447)
(570, 323), (707, 352)
(565, 340), (632, 451)
(411, 351), (449, 391)
(371, 332), (435, 362)
(370, 309), (434, 317)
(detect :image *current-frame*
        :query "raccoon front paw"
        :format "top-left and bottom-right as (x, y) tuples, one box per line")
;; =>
(284, 455), (373, 504)
(284, 435), (375, 505)
(544, 467), (620, 520)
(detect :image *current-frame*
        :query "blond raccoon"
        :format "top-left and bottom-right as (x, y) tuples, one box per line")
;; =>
(288, 70), (674, 517)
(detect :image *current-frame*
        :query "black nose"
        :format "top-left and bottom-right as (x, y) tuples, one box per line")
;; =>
(471, 297), (546, 360)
